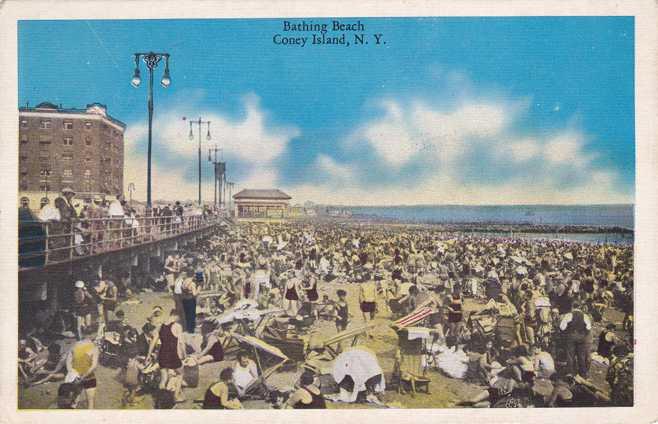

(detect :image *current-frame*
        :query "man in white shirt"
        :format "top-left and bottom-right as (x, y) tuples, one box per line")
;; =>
(38, 199), (61, 222)
(233, 351), (259, 397)
(559, 302), (593, 378)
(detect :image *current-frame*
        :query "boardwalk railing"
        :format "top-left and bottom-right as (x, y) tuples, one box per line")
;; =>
(19, 214), (224, 269)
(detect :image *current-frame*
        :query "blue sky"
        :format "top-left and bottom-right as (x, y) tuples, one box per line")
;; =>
(18, 17), (634, 204)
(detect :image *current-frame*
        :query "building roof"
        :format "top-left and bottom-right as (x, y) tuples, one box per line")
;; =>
(19, 101), (126, 128)
(233, 189), (292, 200)
(35, 102), (59, 109)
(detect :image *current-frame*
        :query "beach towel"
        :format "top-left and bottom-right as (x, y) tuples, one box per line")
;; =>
(436, 348), (469, 379)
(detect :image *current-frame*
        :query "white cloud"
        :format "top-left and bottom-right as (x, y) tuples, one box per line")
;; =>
(123, 94), (298, 202)
(505, 138), (542, 162)
(315, 154), (356, 181)
(353, 99), (511, 169)
(544, 133), (592, 167)
(122, 87), (631, 206)
(285, 97), (631, 205)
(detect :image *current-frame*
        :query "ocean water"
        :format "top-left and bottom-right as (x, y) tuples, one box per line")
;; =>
(347, 204), (634, 229)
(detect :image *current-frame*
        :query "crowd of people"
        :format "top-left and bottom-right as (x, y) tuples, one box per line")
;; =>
(18, 219), (634, 409)
(18, 188), (221, 267)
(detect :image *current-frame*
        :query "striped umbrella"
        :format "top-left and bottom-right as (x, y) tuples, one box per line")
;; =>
(393, 306), (434, 329)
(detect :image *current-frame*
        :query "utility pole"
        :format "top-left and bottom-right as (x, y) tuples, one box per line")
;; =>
(208, 145), (221, 208)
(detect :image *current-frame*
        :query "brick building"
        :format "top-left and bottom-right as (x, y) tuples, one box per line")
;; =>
(18, 102), (126, 207)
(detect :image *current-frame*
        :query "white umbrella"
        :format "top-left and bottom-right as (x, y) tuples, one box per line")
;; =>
(331, 348), (385, 403)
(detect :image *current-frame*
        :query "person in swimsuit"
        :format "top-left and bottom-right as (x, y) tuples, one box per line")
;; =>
(359, 277), (378, 338)
(447, 290), (464, 337)
(597, 323), (617, 359)
(334, 289), (350, 332)
(65, 327), (99, 408)
(202, 368), (242, 409)
(147, 308), (186, 402)
(196, 324), (230, 365)
(301, 276), (320, 320)
(72, 280), (94, 340)
(286, 370), (327, 409)
(181, 274), (200, 333)
(284, 275), (301, 316)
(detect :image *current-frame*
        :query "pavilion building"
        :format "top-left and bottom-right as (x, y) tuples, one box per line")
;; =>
(233, 189), (292, 222)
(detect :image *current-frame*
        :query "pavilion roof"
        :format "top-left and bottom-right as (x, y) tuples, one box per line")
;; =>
(233, 189), (292, 200)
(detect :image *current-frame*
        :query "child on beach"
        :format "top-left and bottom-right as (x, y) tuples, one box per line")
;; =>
(334, 289), (350, 332)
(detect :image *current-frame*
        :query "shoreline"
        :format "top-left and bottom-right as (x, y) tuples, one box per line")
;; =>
(294, 215), (634, 235)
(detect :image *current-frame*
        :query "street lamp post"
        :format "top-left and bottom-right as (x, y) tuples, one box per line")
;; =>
(130, 52), (171, 211)
(187, 117), (211, 206)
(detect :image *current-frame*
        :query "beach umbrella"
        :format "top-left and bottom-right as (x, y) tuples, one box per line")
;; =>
(331, 347), (385, 403)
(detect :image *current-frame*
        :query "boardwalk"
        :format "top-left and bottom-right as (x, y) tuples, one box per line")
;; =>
(18, 213), (227, 272)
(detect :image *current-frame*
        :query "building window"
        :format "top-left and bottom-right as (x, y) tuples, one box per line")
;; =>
(63, 121), (73, 130)
(40, 120), (51, 129)
(39, 135), (52, 144)
(39, 183), (51, 192)
(62, 153), (73, 161)
(85, 136), (92, 146)
(84, 169), (91, 178)
(20, 154), (28, 162)
(63, 136), (73, 146)
(63, 169), (73, 178)
(20, 119), (28, 128)
(84, 121), (93, 130)
(20, 134), (28, 144)
(20, 177), (28, 191)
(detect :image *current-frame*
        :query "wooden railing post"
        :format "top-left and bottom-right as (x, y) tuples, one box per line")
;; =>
(44, 222), (50, 266)
(69, 221), (74, 261)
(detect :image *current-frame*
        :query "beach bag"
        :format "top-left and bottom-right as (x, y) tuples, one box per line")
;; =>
(183, 361), (199, 388)
(496, 317), (517, 346)
(154, 389), (176, 409)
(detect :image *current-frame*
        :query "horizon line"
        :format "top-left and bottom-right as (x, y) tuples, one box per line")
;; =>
(317, 203), (635, 208)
